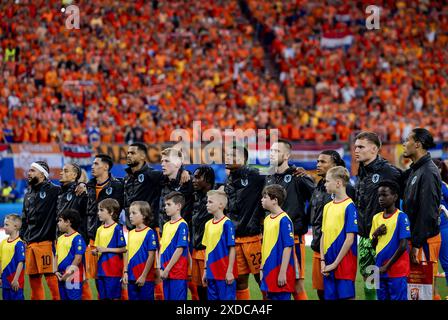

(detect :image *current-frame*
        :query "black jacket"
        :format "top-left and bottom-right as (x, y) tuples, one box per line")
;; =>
(158, 168), (194, 230)
(57, 182), (89, 243)
(191, 190), (213, 250)
(402, 153), (441, 248)
(355, 156), (402, 238)
(20, 180), (61, 243)
(225, 166), (265, 237)
(309, 178), (356, 253)
(265, 166), (315, 236)
(124, 163), (164, 230)
(86, 175), (124, 241)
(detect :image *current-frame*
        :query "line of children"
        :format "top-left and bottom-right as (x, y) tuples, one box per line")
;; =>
(1, 173), (417, 301)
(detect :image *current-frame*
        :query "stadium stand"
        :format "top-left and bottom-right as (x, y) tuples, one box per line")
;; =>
(245, 0), (448, 143)
(0, 0), (447, 145)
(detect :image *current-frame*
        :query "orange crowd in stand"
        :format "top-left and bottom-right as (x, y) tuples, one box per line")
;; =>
(0, 0), (447, 146)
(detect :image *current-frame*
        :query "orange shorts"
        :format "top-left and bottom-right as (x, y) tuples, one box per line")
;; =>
(418, 234), (442, 276)
(235, 235), (262, 275)
(25, 241), (56, 275)
(312, 251), (324, 290)
(153, 228), (162, 270)
(191, 249), (206, 286)
(293, 235), (306, 280)
(85, 239), (98, 279)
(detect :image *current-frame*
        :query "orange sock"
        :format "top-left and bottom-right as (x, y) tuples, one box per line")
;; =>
(121, 288), (129, 300)
(29, 275), (45, 300)
(293, 291), (308, 300)
(44, 274), (60, 300)
(236, 288), (250, 300)
(155, 282), (164, 300)
(81, 281), (93, 300)
(189, 282), (199, 300)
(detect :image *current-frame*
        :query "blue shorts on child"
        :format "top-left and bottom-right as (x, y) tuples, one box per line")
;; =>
(59, 281), (83, 300)
(128, 281), (154, 301)
(324, 273), (355, 300)
(377, 277), (407, 300)
(96, 277), (122, 300)
(266, 292), (292, 300)
(207, 279), (236, 300)
(163, 279), (187, 300)
(2, 288), (24, 301)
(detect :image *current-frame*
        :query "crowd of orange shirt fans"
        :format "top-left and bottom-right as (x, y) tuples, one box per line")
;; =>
(0, 0), (447, 146)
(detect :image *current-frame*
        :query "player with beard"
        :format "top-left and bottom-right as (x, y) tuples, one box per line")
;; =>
(223, 144), (303, 300)
(20, 161), (61, 300)
(124, 143), (190, 232)
(191, 166), (215, 300)
(124, 143), (164, 231)
(265, 140), (315, 300)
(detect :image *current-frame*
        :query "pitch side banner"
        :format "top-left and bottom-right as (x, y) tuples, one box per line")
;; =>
(11, 144), (63, 179)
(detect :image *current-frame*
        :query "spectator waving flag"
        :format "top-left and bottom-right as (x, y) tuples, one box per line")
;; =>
(320, 30), (354, 50)
(62, 145), (92, 166)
